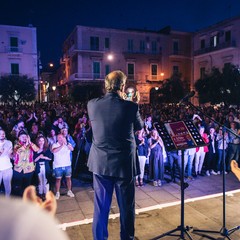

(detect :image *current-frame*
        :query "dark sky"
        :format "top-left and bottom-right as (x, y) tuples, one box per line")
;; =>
(1, 0), (240, 68)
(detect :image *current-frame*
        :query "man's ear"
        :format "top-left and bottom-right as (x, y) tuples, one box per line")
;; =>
(121, 84), (125, 93)
(23, 186), (57, 216)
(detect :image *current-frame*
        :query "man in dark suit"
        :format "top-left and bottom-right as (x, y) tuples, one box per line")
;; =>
(87, 70), (143, 240)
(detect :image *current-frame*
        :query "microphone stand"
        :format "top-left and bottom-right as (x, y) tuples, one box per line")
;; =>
(182, 100), (240, 239)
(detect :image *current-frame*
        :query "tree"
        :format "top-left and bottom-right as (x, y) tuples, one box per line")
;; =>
(195, 64), (240, 105)
(158, 72), (187, 103)
(70, 84), (104, 102)
(0, 75), (36, 104)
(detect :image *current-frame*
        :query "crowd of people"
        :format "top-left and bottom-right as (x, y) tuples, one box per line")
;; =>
(0, 101), (239, 198)
(0, 102), (88, 200)
(136, 103), (240, 187)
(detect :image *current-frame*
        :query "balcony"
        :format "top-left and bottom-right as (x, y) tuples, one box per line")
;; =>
(123, 50), (161, 59)
(145, 74), (165, 82)
(66, 73), (142, 84)
(169, 50), (190, 58)
(4, 46), (23, 53)
(194, 41), (236, 56)
(68, 72), (105, 82)
(64, 45), (105, 57)
(127, 74), (141, 82)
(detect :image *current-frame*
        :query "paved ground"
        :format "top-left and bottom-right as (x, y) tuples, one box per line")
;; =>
(56, 172), (240, 239)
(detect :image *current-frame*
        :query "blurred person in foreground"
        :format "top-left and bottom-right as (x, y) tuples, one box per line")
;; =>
(0, 185), (69, 240)
(87, 70), (143, 240)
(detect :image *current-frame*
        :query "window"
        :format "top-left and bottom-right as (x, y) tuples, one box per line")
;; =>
(93, 61), (100, 78)
(151, 64), (158, 75)
(151, 41), (157, 53)
(128, 39), (133, 52)
(173, 66), (179, 73)
(11, 63), (19, 75)
(10, 37), (18, 52)
(210, 35), (219, 47)
(200, 39), (205, 49)
(225, 30), (231, 42)
(139, 40), (145, 53)
(105, 65), (110, 75)
(127, 63), (135, 78)
(90, 36), (99, 51)
(105, 38), (110, 49)
(173, 40), (179, 54)
(151, 64), (158, 80)
(200, 67), (205, 79)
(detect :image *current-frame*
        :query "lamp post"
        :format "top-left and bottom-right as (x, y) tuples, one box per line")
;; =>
(38, 52), (42, 102)
(52, 85), (56, 102)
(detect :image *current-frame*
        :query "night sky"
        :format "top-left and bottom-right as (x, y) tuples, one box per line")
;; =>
(1, 0), (240, 68)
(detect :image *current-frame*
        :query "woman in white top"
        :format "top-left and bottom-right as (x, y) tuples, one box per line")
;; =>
(0, 129), (13, 196)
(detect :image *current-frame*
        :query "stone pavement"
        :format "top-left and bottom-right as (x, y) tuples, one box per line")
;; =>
(56, 172), (240, 239)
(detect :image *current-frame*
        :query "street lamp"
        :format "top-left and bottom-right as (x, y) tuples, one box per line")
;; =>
(38, 53), (42, 102)
(107, 54), (114, 61)
(52, 86), (56, 102)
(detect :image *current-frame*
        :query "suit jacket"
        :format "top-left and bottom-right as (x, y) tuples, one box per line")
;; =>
(87, 92), (143, 179)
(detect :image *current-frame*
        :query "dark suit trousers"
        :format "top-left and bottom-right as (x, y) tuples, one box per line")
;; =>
(92, 174), (135, 240)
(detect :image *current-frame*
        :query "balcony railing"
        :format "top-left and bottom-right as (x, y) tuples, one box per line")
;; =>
(169, 50), (189, 57)
(194, 41), (236, 56)
(63, 45), (161, 57)
(69, 73), (105, 81)
(123, 49), (161, 55)
(4, 46), (23, 53)
(65, 73), (141, 83)
(145, 75), (164, 82)
(126, 74), (141, 82)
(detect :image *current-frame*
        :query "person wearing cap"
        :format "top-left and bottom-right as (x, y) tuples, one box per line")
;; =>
(87, 70), (143, 240)
(12, 130), (39, 196)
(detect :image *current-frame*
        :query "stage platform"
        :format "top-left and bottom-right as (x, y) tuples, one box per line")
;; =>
(56, 172), (240, 239)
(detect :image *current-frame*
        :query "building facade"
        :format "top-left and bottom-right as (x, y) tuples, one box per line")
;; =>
(193, 16), (240, 86)
(59, 25), (192, 103)
(0, 24), (39, 95)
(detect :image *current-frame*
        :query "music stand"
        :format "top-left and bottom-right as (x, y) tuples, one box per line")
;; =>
(151, 120), (206, 240)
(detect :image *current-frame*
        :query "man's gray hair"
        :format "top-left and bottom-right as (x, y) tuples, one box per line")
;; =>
(105, 70), (127, 92)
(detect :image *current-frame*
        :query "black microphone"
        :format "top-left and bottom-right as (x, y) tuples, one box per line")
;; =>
(179, 91), (195, 104)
